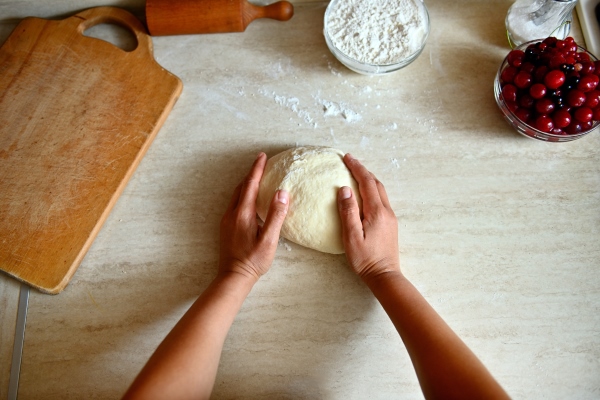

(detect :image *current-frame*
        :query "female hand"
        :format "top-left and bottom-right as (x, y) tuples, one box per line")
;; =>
(337, 154), (400, 281)
(219, 152), (289, 281)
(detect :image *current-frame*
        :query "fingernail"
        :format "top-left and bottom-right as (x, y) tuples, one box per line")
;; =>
(277, 190), (289, 204)
(340, 186), (351, 199)
(346, 153), (354, 160)
(256, 152), (265, 160)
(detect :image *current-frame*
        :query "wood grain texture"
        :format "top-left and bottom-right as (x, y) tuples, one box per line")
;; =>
(0, 7), (182, 294)
(0, 277), (20, 399)
(1, 2), (598, 400)
(145, 0), (293, 36)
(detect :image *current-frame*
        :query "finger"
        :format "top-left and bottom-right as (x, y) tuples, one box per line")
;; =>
(375, 177), (391, 209)
(343, 154), (382, 214)
(237, 152), (267, 211)
(337, 186), (364, 245)
(369, 172), (391, 209)
(226, 182), (243, 212)
(260, 190), (289, 246)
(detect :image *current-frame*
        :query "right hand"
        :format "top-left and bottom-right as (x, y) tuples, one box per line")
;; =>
(218, 153), (289, 282)
(337, 154), (400, 281)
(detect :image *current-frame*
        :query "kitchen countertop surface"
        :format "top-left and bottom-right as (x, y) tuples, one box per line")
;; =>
(1, 0), (599, 398)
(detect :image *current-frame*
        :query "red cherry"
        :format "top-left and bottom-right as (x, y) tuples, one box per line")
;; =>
(514, 71), (533, 89)
(529, 83), (547, 99)
(506, 101), (518, 112)
(502, 84), (518, 102)
(552, 109), (572, 128)
(521, 62), (536, 74)
(565, 55), (577, 65)
(535, 98), (555, 114)
(567, 89), (587, 107)
(564, 121), (583, 135)
(519, 93), (535, 109)
(501, 66), (519, 83)
(533, 66), (549, 82)
(515, 108), (532, 123)
(534, 115), (554, 132)
(582, 120), (594, 130)
(507, 50), (525, 67)
(544, 70), (566, 89)
(543, 37), (558, 46)
(577, 52), (591, 63)
(574, 107), (593, 123)
(577, 74), (599, 92)
(551, 127), (565, 135)
(549, 55), (566, 69)
(583, 90), (600, 108)
(580, 61), (595, 74)
(539, 53), (553, 66)
(593, 106), (600, 121)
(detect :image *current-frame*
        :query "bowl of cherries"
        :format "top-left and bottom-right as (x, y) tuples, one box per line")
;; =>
(494, 37), (600, 142)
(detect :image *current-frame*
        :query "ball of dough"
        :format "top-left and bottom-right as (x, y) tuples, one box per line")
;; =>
(257, 146), (362, 254)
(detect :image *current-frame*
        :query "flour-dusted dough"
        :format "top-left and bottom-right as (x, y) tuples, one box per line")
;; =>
(257, 146), (362, 254)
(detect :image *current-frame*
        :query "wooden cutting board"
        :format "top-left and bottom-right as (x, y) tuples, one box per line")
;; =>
(0, 7), (183, 294)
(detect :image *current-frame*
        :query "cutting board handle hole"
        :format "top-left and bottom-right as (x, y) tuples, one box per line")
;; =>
(83, 23), (138, 52)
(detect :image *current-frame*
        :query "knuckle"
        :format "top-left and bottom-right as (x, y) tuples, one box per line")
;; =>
(374, 208), (389, 221)
(242, 175), (259, 187)
(269, 206), (288, 221)
(340, 201), (357, 217)
(259, 234), (279, 247)
(363, 173), (377, 185)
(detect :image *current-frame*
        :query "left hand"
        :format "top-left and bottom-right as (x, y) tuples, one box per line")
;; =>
(218, 152), (289, 282)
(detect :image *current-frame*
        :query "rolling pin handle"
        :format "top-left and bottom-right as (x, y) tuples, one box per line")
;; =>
(244, 1), (294, 27)
(262, 1), (294, 21)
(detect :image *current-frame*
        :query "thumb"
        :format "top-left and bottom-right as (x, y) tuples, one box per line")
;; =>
(338, 186), (363, 246)
(260, 190), (289, 245)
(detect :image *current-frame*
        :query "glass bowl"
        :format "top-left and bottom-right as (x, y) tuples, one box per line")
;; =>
(323, 0), (430, 75)
(494, 40), (600, 142)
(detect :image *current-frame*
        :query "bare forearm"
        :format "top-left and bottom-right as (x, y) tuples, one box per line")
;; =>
(365, 271), (509, 400)
(123, 271), (255, 400)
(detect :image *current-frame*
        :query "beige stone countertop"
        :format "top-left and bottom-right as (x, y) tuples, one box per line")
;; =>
(1, 1), (600, 399)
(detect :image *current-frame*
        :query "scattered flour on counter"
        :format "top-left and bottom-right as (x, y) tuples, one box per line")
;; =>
(258, 88), (317, 128)
(327, 60), (343, 77)
(415, 115), (439, 135)
(326, 0), (428, 65)
(343, 109), (362, 123)
(360, 136), (370, 148)
(330, 128), (339, 143)
(315, 96), (363, 123)
(266, 59), (294, 79)
(321, 100), (341, 117)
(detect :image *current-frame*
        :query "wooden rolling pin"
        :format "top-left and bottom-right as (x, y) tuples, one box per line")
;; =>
(146, 0), (294, 36)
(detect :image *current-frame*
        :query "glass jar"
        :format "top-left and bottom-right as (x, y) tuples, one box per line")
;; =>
(505, 0), (578, 48)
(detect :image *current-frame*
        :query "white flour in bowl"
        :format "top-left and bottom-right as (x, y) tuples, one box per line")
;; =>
(326, 0), (428, 65)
